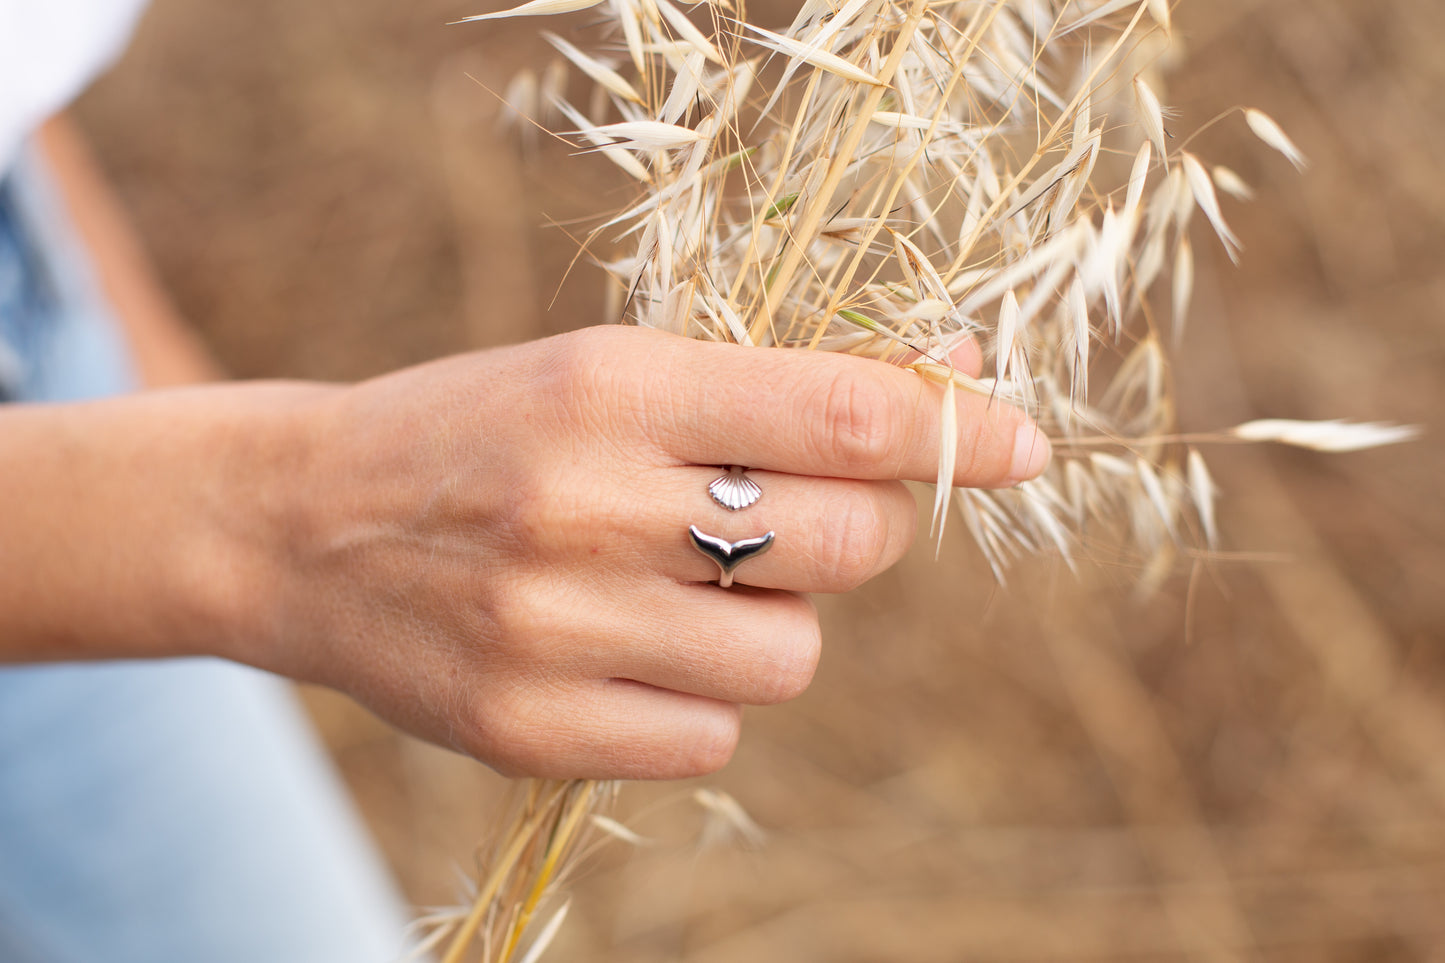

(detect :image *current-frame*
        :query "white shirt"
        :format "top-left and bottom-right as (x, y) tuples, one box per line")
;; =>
(0, 0), (149, 171)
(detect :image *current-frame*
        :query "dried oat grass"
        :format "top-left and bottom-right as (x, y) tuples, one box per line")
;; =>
(424, 779), (761, 961)
(481, 0), (1411, 581)
(430, 1), (1418, 958)
(423, 780), (611, 963)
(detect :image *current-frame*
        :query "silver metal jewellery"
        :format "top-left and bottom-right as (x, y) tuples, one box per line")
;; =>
(708, 466), (762, 511)
(688, 525), (775, 588)
(691, 465), (769, 587)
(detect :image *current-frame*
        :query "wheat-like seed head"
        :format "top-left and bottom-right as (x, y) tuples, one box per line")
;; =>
(484, 0), (1373, 581)
(433, 3), (1419, 960)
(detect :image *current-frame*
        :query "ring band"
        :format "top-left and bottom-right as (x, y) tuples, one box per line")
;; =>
(688, 525), (775, 588)
(708, 466), (762, 511)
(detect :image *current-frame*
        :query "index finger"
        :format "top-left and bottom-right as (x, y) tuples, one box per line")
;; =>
(642, 331), (1051, 488)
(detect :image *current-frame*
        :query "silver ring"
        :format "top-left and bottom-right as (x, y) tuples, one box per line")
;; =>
(688, 525), (775, 588)
(708, 466), (762, 511)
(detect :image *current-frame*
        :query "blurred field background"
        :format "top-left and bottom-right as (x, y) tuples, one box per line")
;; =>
(76, 0), (1445, 959)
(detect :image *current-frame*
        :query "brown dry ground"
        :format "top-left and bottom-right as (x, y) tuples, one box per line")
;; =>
(76, 1), (1445, 960)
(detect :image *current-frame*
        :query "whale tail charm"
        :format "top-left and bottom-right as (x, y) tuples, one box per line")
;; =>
(688, 525), (775, 588)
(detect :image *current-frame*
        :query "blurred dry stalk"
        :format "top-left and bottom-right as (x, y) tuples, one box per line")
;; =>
(427, 0), (1417, 959)
(422, 780), (611, 963)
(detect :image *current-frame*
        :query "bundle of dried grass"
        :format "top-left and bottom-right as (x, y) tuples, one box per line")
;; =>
(418, 780), (608, 963)
(479, 0), (1410, 580)
(427, 1), (1417, 959)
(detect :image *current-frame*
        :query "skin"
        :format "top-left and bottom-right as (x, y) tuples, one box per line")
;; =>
(0, 118), (1051, 781)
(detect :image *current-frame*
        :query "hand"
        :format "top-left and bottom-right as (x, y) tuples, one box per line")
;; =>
(241, 325), (1050, 779)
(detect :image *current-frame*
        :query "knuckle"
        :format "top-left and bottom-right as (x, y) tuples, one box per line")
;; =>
(497, 470), (571, 558)
(544, 327), (660, 449)
(486, 575), (599, 686)
(815, 487), (890, 587)
(457, 684), (551, 776)
(501, 467), (635, 567)
(486, 581), (554, 667)
(812, 374), (894, 472)
(535, 328), (595, 401)
(539, 328), (628, 414)
(488, 578), (560, 668)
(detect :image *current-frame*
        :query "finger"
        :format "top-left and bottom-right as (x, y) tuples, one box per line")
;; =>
(471, 679), (743, 780)
(637, 329), (1050, 487)
(486, 568), (820, 705)
(900, 333), (983, 376)
(662, 470), (917, 593)
(946, 337), (984, 374)
(587, 584), (820, 705)
(520, 465), (919, 594)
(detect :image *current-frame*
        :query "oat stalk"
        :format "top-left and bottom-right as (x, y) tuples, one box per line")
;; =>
(430, 780), (610, 963)
(484, 0), (1410, 581)
(440, 1), (1418, 958)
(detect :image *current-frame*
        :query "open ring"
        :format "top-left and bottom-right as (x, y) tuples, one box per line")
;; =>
(688, 525), (775, 588)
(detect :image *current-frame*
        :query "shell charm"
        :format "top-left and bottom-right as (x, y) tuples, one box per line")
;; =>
(708, 466), (762, 511)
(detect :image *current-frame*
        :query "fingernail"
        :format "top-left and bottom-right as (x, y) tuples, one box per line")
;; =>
(1009, 425), (1051, 482)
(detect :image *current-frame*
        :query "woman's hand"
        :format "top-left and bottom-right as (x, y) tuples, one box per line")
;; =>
(12, 113), (1048, 780)
(0, 324), (1046, 780)
(241, 325), (1049, 779)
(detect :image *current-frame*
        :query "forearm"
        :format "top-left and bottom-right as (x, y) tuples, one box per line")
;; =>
(0, 383), (324, 664)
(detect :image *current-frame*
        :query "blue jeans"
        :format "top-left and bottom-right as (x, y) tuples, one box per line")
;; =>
(0, 147), (414, 961)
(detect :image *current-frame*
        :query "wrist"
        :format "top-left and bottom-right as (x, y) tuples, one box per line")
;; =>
(0, 382), (339, 667)
(177, 381), (342, 674)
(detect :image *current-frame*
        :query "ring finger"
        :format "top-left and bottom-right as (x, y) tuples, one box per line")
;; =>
(641, 467), (919, 594)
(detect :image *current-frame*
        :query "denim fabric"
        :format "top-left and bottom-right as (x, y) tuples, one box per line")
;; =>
(0, 173), (48, 399)
(0, 148), (136, 404)
(0, 147), (416, 962)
